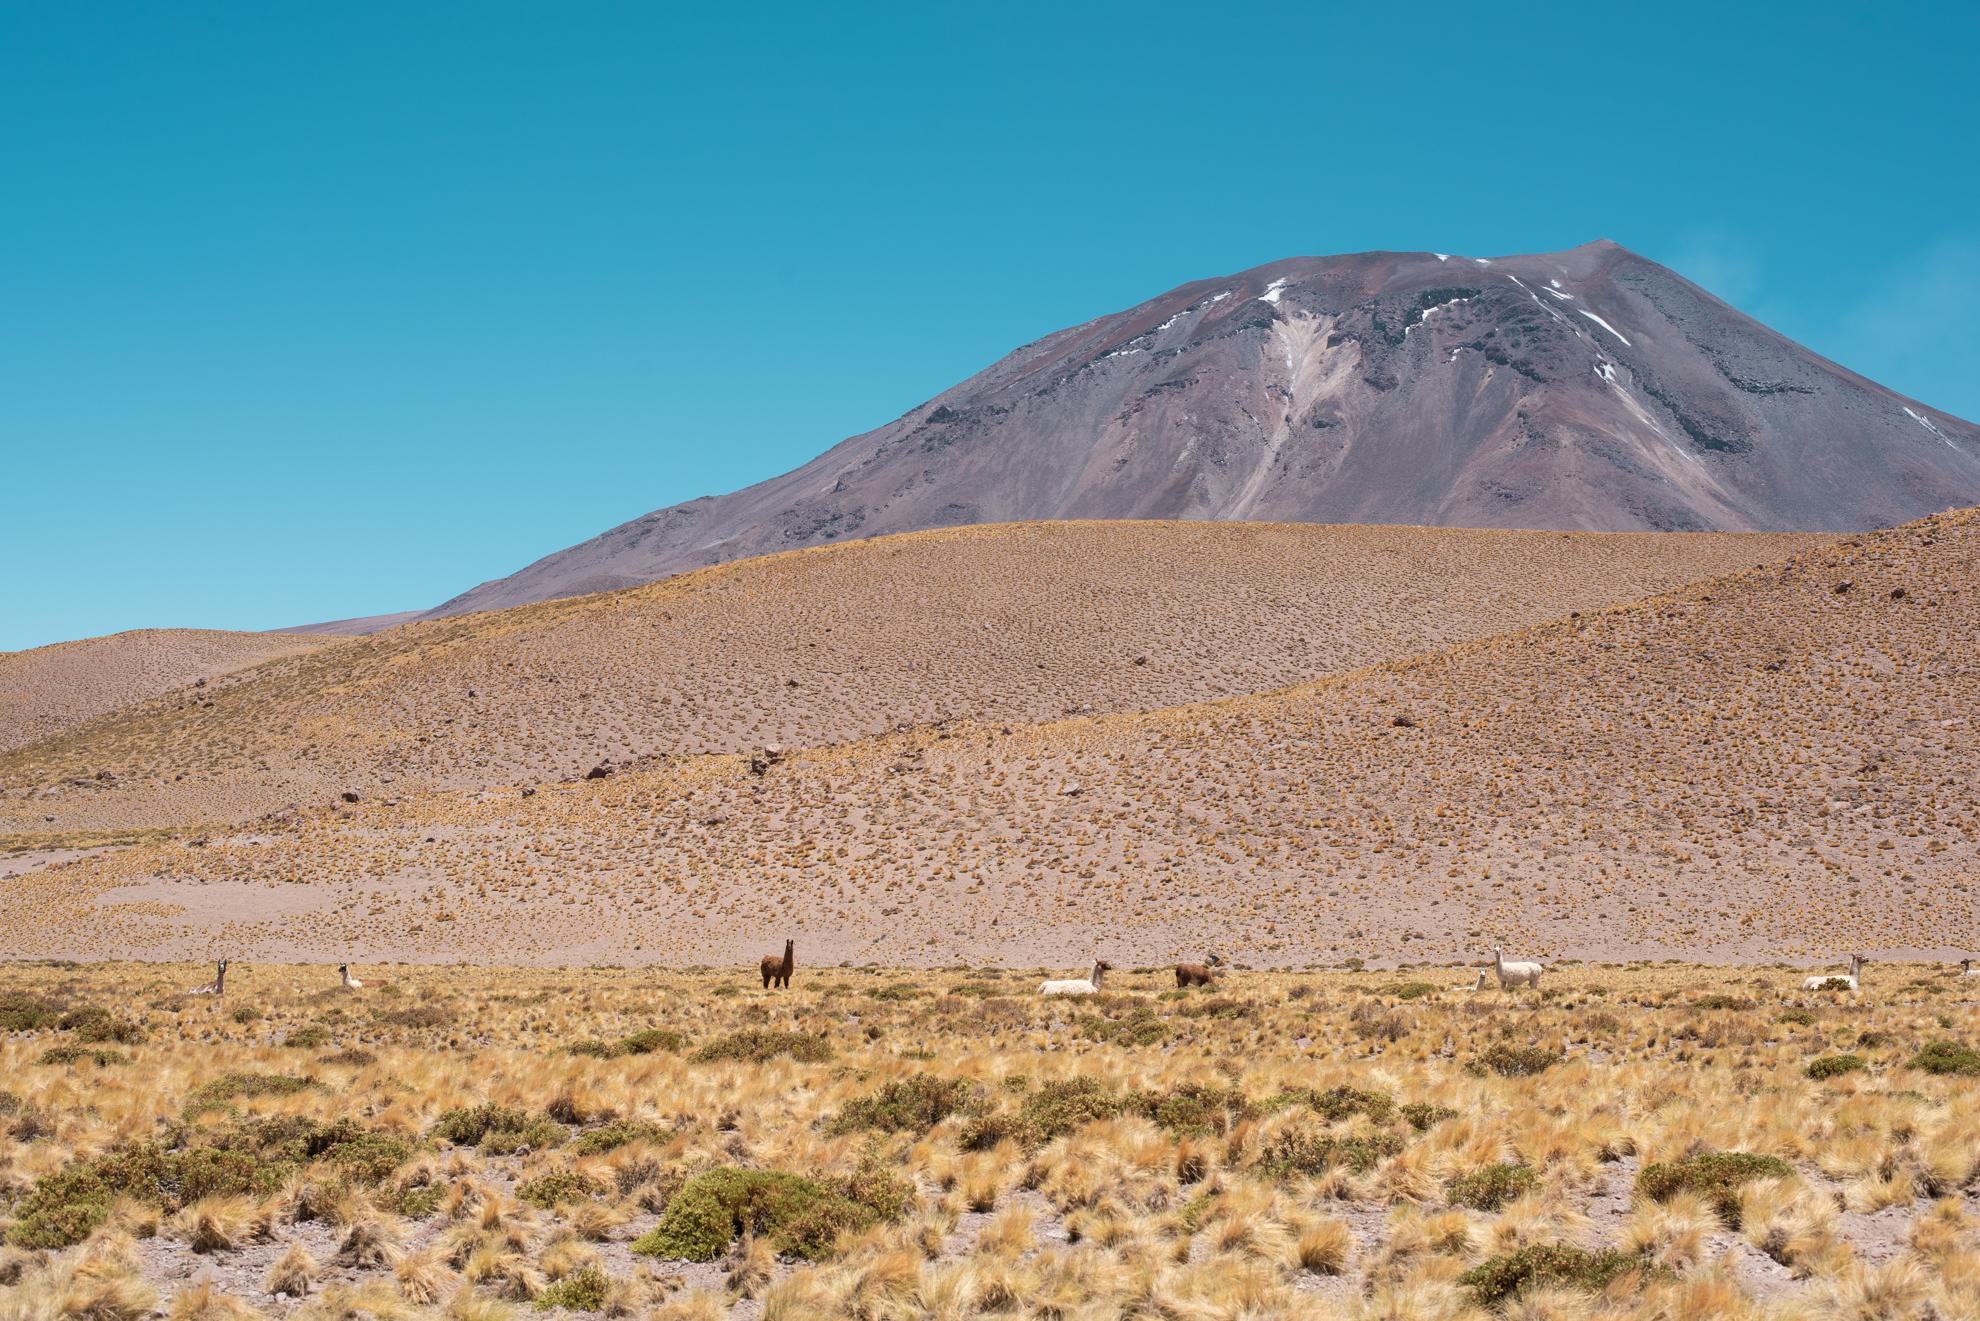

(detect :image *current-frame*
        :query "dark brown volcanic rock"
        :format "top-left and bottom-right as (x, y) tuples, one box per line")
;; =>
(426, 240), (1980, 620)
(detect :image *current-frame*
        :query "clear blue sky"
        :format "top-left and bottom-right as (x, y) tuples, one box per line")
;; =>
(4, 1), (1975, 652)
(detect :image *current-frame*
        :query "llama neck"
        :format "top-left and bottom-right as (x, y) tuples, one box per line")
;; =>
(1494, 949), (1505, 973)
(1090, 965), (1106, 989)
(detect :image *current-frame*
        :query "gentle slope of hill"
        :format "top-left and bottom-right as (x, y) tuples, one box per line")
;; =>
(0, 628), (337, 755)
(419, 240), (1980, 621)
(5, 510), (1973, 968)
(0, 521), (1825, 828)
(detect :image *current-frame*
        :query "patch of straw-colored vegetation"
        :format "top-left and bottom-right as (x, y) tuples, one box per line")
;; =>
(3, 958), (1980, 1318)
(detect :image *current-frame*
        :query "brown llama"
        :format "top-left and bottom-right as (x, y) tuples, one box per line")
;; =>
(761, 939), (794, 990)
(1175, 963), (1215, 988)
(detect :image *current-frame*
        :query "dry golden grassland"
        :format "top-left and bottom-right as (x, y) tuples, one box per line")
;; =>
(4, 960), (1980, 1320)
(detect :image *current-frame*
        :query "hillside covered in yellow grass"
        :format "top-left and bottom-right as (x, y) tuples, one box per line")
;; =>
(0, 511), (1970, 969)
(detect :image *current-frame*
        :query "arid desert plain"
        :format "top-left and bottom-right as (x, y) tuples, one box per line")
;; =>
(5, 513), (1980, 1320)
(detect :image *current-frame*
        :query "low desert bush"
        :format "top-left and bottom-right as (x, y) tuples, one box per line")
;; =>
(1472, 1043), (1560, 1077)
(1693, 994), (1754, 1011)
(1907, 1040), (1980, 1075)
(688, 1030), (833, 1064)
(630, 1156), (909, 1262)
(571, 1120), (673, 1155)
(0, 991), (58, 1031)
(1637, 1152), (1794, 1227)
(1807, 1054), (1868, 1080)
(1374, 982), (1440, 1001)
(37, 1045), (129, 1066)
(824, 1074), (977, 1136)
(1257, 1125), (1405, 1177)
(1459, 1243), (1645, 1309)
(534, 1265), (609, 1312)
(183, 1072), (316, 1117)
(1776, 1008), (1817, 1026)
(1447, 1163), (1536, 1210)
(517, 1169), (605, 1209)
(1270, 1084), (1394, 1124)
(1402, 1102), (1461, 1131)
(283, 1025), (333, 1049)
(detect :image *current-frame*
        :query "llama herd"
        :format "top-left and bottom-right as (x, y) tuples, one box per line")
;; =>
(171, 942), (1894, 1004)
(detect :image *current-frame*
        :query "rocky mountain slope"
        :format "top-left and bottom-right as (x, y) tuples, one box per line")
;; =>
(425, 240), (1980, 620)
(0, 521), (1823, 827)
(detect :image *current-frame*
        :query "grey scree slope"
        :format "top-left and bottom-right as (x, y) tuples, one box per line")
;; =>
(424, 239), (1980, 621)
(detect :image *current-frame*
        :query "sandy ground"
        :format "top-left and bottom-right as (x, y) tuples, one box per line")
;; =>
(1, 520), (1827, 831)
(0, 627), (333, 754)
(2, 512), (1972, 971)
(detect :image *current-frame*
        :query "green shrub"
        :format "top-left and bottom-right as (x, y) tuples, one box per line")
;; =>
(824, 1075), (977, 1137)
(283, 1025), (333, 1049)
(954, 1111), (1033, 1152)
(6, 1139), (281, 1248)
(1142, 1084), (1252, 1136)
(318, 1048), (377, 1068)
(37, 1045), (129, 1067)
(571, 1120), (673, 1155)
(517, 1169), (604, 1209)
(1807, 1054), (1867, 1081)
(1459, 1244), (1645, 1309)
(431, 1102), (532, 1146)
(1448, 1163), (1537, 1210)
(1810, 977), (1855, 992)
(630, 1169), (835, 1261)
(1907, 1040), (1980, 1075)
(1269, 1085), (1395, 1124)
(0, 992), (58, 1032)
(1402, 1102), (1461, 1131)
(566, 1038), (620, 1059)
(1257, 1127), (1405, 1177)
(620, 1029), (685, 1055)
(1021, 1078), (1129, 1142)
(379, 1004), (453, 1028)
(1694, 994), (1754, 1011)
(867, 983), (925, 1002)
(322, 1130), (414, 1182)
(57, 1006), (145, 1044)
(534, 1266), (610, 1312)
(1637, 1152), (1794, 1227)
(689, 1030), (834, 1065)
(183, 1072), (316, 1117)
(1776, 1009), (1817, 1026)
(1473, 1043), (1560, 1077)
(1181, 998), (1253, 1020)
(231, 1006), (263, 1024)
(950, 983), (1001, 998)
(481, 1119), (568, 1155)
(1375, 982), (1440, 1001)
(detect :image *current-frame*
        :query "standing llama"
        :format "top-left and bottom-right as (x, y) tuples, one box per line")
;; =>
(1041, 960), (1112, 996)
(761, 939), (794, 990)
(187, 959), (228, 995)
(1175, 963), (1216, 988)
(1492, 946), (1543, 990)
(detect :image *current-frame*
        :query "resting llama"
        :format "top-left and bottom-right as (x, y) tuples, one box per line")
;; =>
(1041, 960), (1113, 996)
(187, 959), (228, 996)
(1804, 954), (1865, 991)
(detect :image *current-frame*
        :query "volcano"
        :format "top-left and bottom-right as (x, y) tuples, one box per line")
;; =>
(422, 240), (1980, 620)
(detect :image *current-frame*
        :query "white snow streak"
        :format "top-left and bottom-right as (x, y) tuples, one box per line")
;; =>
(1577, 309), (1632, 346)
(1258, 278), (1290, 304)
(1434, 253), (1450, 261)
(1904, 405), (1959, 448)
(1211, 291), (1231, 303)
(1544, 287), (1574, 300)
(1473, 258), (1492, 265)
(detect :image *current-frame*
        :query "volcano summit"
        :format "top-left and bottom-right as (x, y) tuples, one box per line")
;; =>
(427, 240), (1980, 619)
